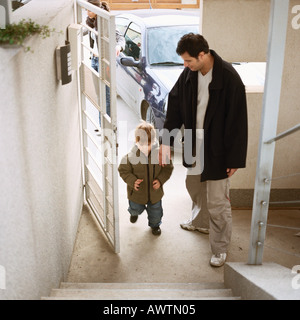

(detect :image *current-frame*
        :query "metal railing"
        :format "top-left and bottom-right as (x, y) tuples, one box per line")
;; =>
(248, 122), (300, 265)
(247, 0), (300, 265)
(106, 0), (200, 10)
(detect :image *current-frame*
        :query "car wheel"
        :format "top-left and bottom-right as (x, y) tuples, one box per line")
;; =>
(145, 106), (156, 128)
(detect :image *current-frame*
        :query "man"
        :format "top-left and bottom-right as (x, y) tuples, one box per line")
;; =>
(159, 33), (247, 267)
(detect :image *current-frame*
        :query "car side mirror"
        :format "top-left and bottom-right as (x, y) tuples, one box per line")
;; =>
(120, 56), (141, 68)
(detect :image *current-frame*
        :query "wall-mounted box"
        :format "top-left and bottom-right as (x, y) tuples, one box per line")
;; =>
(56, 41), (72, 85)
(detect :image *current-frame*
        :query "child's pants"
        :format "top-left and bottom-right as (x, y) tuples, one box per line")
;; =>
(128, 200), (163, 228)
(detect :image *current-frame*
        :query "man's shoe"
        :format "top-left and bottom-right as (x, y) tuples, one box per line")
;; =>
(151, 226), (161, 236)
(180, 219), (209, 234)
(130, 215), (138, 223)
(210, 253), (227, 267)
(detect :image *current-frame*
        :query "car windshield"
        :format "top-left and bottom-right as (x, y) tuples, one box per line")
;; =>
(147, 25), (199, 66)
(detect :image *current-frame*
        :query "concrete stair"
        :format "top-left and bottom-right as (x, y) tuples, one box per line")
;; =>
(42, 282), (241, 300)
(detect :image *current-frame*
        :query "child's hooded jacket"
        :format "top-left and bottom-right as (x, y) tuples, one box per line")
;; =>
(118, 144), (173, 204)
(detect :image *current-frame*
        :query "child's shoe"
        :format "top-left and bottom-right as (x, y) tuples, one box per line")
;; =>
(130, 215), (138, 223)
(151, 226), (161, 236)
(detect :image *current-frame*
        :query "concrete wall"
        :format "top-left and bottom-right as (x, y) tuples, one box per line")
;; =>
(202, 0), (300, 206)
(0, 0), (83, 299)
(202, 0), (270, 62)
(274, 0), (300, 190)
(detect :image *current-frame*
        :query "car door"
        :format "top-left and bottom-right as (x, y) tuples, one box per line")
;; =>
(116, 20), (144, 115)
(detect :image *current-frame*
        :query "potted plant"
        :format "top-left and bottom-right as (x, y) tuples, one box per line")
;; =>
(0, 19), (59, 52)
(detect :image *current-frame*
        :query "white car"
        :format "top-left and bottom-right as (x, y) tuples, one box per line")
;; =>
(116, 9), (200, 129)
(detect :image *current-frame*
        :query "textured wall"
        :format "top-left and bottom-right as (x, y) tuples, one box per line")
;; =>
(0, 0), (83, 299)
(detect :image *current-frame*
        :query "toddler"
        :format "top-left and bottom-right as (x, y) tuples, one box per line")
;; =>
(118, 122), (173, 235)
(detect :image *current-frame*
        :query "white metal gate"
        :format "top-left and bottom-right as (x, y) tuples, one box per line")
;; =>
(75, 0), (120, 253)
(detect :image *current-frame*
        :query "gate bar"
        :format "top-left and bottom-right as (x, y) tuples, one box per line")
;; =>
(264, 123), (300, 144)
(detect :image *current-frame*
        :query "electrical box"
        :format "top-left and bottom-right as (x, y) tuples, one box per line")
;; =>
(56, 41), (72, 85)
(68, 23), (82, 71)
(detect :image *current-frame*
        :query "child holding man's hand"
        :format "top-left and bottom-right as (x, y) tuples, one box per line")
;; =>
(118, 121), (173, 235)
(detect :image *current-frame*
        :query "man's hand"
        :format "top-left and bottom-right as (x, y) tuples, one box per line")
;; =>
(227, 168), (237, 177)
(159, 144), (171, 167)
(134, 179), (143, 191)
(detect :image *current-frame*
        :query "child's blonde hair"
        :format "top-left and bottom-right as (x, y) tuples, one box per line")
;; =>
(135, 121), (156, 146)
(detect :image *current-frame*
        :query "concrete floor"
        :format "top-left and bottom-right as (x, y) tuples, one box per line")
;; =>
(66, 97), (300, 285)
(67, 174), (300, 284)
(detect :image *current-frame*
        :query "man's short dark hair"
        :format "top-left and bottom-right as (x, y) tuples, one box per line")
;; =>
(176, 33), (209, 58)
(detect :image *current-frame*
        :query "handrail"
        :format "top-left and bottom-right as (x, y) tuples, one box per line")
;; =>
(264, 123), (300, 144)
(106, 0), (201, 10)
(248, 0), (291, 265)
(269, 200), (300, 205)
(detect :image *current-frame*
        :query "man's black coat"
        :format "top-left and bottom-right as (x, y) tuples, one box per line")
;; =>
(162, 50), (248, 181)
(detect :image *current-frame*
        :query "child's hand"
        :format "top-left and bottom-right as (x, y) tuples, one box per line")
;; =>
(134, 179), (143, 191)
(153, 179), (161, 190)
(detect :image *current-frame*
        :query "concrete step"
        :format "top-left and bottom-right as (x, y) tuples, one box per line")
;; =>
(42, 282), (241, 300)
(59, 282), (226, 290)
